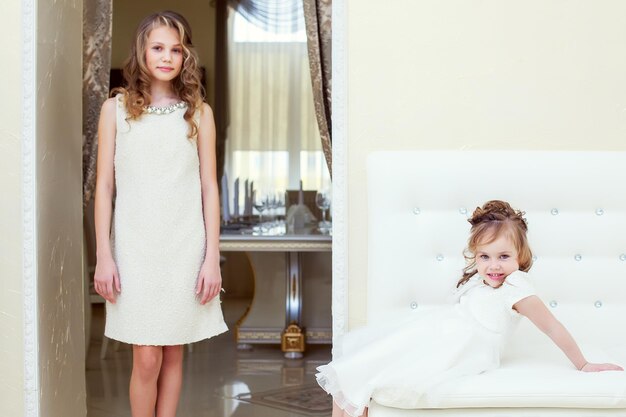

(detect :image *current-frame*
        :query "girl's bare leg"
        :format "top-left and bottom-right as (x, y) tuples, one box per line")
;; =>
(333, 400), (368, 417)
(155, 345), (184, 417)
(332, 401), (344, 417)
(130, 345), (163, 417)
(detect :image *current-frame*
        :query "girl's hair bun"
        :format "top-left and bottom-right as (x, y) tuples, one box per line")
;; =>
(469, 200), (528, 231)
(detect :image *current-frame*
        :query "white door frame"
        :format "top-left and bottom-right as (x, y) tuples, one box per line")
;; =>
(331, 0), (349, 353)
(22, 0), (39, 414)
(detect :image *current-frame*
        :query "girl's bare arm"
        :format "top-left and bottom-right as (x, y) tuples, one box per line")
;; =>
(195, 103), (222, 304)
(93, 98), (121, 303)
(514, 295), (622, 372)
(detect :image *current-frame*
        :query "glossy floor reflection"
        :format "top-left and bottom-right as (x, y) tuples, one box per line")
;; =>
(87, 299), (332, 417)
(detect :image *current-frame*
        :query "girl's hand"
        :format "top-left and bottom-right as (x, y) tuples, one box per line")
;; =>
(94, 256), (121, 303)
(580, 362), (624, 372)
(196, 259), (222, 305)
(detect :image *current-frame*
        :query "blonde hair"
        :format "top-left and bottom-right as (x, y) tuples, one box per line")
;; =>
(457, 200), (533, 288)
(112, 11), (204, 138)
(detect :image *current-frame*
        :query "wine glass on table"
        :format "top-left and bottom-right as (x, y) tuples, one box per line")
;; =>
(253, 193), (268, 233)
(269, 191), (285, 232)
(276, 191), (286, 233)
(267, 193), (278, 227)
(315, 190), (331, 232)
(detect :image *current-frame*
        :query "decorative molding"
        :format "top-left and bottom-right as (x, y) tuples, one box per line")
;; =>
(22, 0), (39, 415)
(237, 328), (283, 342)
(331, 0), (348, 357)
(236, 328), (332, 343)
(303, 329), (332, 342)
(220, 239), (331, 252)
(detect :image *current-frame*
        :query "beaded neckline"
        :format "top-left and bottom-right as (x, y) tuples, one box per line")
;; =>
(143, 101), (187, 115)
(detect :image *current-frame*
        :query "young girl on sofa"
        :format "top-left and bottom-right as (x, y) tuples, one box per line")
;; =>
(317, 200), (623, 417)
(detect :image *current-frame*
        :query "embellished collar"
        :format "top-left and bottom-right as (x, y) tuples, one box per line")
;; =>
(143, 101), (187, 115)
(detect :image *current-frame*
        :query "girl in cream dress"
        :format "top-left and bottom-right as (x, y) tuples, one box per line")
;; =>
(94, 11), (226, 417)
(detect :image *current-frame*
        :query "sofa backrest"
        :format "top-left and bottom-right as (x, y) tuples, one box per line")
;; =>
(367, 151), (626, 350)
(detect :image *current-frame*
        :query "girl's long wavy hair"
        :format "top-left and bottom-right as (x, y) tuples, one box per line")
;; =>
(112, 11), (204, 138)
(456, 200), (533, 288)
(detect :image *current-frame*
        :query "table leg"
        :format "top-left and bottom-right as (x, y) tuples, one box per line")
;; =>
(282, 251), (304, 359)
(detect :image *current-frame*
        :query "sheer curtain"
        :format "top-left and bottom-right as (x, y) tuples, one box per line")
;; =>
(224, 5), (331, 201)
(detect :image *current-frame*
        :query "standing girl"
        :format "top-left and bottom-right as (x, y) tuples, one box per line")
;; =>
(317, 200), (622, 417)
(94, 11), (227, 417)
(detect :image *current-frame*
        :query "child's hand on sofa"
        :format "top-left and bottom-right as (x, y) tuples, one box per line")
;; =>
(580, 362), (624, 372)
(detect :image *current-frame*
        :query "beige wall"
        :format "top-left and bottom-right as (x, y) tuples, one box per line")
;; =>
(112, 0), (217, 106)
(37, 0), (86, 415)
(346, 0), (626, 327)
(0, 0), (24, 415)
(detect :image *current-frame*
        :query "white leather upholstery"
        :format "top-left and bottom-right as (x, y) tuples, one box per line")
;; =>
(366, 151), (626, 415)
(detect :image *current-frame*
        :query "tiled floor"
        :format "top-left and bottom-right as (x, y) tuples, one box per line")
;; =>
(86, 299), (332, 417)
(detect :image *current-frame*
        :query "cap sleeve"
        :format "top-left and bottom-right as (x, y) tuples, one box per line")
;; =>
(503, 270), (536, 308)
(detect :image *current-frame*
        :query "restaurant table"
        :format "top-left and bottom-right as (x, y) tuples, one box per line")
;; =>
(220, 225), (332, 358)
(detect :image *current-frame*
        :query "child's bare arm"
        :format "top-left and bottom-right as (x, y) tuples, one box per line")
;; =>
(94, 97), (121, 303)
(195, 103), (222, 304)
(513, 295), (623, 372)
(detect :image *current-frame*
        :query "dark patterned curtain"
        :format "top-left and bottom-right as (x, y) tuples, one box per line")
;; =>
(83, 0), (113, 206)
(215, 0), (229, 184)
(303, 0), (332, 177)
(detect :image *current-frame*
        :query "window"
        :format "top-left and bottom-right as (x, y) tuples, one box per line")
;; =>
(224, 6), (330, 213)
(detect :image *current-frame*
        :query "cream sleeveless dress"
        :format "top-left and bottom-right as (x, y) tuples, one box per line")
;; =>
(105, 94), (228, 345)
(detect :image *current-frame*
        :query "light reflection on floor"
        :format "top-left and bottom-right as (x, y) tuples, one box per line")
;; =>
(86, 299), (332, 417)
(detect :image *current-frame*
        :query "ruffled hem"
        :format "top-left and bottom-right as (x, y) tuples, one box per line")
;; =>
(316, 365), (368, 417)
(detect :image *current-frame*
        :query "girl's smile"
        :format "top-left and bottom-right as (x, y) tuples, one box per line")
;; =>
(475, 234), (520, 288)
(486, 272), (505, 282)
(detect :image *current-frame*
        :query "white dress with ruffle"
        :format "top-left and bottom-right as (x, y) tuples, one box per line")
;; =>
(316, 270), (535, 416)
(104, 95), (228, 345)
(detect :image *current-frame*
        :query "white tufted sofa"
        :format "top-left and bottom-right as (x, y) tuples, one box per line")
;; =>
(365, 151), (626, 417)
